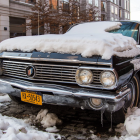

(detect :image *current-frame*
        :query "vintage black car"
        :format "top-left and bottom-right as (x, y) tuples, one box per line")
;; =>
(0, 21), (140, 124)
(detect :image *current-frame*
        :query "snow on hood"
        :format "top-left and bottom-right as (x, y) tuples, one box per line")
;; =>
(0, 21), (140, 60)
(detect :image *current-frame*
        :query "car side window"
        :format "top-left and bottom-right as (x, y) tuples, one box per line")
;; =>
(109, 22), (139, 42)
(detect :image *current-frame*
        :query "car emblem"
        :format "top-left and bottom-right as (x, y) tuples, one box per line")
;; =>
(26, 66), (35, 77)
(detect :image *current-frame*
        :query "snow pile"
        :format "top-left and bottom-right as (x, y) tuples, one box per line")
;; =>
(26, 109), (62, 133)
(0, 114), (60, 140)
(124, 108), (140, 135)
(0, 22), (139, 59)
(90, 134), (101, 140)
(36, 109), (62, 128)
(111, 107), (140, 140)
(131, 58), (140, 71)
(0, 82), (15, 94)
(0, 95), (11, 103)
(45, 126), (59, 133)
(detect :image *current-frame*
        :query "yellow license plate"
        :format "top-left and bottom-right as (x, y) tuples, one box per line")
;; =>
(21, 91), (42, 105)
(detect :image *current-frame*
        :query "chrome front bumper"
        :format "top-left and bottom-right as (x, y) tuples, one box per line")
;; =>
(0, 76), (130, 103)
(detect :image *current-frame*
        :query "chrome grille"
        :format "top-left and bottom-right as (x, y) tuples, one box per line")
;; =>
(92, 70), (102, 85)
(2, 60), (103, 87)
(34, 64), (77, 82)
(2, 60), (78, 83)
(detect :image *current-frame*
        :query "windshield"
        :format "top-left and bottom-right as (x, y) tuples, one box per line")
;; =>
(109, 22), (139, 42)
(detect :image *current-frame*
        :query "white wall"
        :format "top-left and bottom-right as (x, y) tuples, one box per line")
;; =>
(0, 15), (10, 42)
(0, 0), (9, 6)
(26, 19), (32, 36)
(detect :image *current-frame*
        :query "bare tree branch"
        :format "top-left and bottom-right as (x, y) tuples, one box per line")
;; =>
(23, 0), (100, 34)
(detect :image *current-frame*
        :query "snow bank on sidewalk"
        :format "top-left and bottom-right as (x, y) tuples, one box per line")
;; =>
(0, 82), (15, 94)
(0, 95), (11, 103)
(25, 109), (62, 133)
(0, 22), (139, 60)
(109, 107), (140, 140)
(0, 114), (60, 140)
(36, 109), (62, 128)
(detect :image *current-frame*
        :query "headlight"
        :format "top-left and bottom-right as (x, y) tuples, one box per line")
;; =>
(100, 71), (116, 87)
(75, 69), (93, 85)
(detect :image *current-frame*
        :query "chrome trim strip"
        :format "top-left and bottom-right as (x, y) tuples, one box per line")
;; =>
(0, 52), (112, 66)
(0, 76), (129, 102)
(115, 89), (131, 99)
(3, 60), (79, 68)
(116, 59), (133, 66)
(116, 56), (140, 66)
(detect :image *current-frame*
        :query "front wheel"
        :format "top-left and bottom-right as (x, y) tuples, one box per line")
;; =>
(105, 74), (140, 124)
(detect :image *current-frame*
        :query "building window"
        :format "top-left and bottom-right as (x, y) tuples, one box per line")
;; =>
(101, 14), (105, 21)
(95, 0), (98, 7)
(125, 12), (127, 18)
(50, 24), (59, 34)
(115, 7), (117, 14)
(125, 0), (127, 9)
(127, 0), (130, 11)
(11, 0), (36, 4)
(115, 18), (118, 21)
(32, 26), (44, 35)
(114, 0), (116, 4)
(10, 17), (26, 38)
(26, 0), (36, 4)
(111, 5), (114, 13)
(128, 13), (130, 19)
(63, 0), (69, 2)
(110, 0), (113, 2)
(111, 17), (114, 21)
(119, 0), (121, 6)
(101, 2), (106, 12)
(95, 13), (99, 21)
(49, 0), (58, 10)
(72, 4), (80, 17)
(89, 0), (92, 4)
(63, 0), (69, 12)
(119, 9), (122, 17)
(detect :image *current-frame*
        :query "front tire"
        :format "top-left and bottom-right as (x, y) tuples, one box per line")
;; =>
(105, 74), (140, 124)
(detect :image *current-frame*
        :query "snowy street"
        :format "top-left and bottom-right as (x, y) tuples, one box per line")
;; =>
(1, 92), (140, 140)
(0, 93), (118, 140)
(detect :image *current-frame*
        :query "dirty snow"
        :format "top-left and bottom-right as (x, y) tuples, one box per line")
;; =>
(0, 22), (140, 59)
(0, 114), (60, 140)
(131, 58), (140, 71)
(0, 94), (62, 140)
(0, 82), (15, 94)
(36, 109), (62, 128)
(45, 126), (59, 133)
(110, 107), (140, 140)
(0, 94), (11, 103)
(129, 45), (140, 71)
(2, 97), (140, 140)
(25, 109), (62, 133)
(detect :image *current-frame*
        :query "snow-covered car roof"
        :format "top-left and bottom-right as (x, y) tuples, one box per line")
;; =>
(0, 21), (140, 60)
